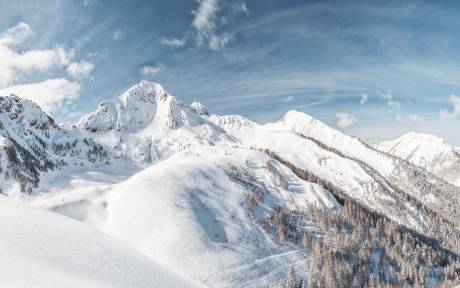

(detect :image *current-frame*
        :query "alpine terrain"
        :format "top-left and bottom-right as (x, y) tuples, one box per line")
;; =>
(0, 81), (459, 287)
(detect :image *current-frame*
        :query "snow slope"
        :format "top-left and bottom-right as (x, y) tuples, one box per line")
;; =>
(375, 132), (460, 186)
(208, 110), (460, 230)
(33, 146), (338, 287)
(0, 196), (204, 288)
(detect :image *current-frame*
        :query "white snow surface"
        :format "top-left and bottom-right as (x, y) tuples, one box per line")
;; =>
(375, 132), (460, 186)
(2, 81), (459, 287)
(0, 196), (204, 288)
(31, 146), (337, 287)
(77, 81), (233, 165)
(207, 111), (456, 231)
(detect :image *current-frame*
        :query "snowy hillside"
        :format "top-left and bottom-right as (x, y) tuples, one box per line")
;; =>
(375, 132), (460, 186)
(0, 95), (109, 194)
(209, 110), (460, 235)
(1, 81), (459, 287)
(32, 146), (338, 287)
(0, 196), (203, 288)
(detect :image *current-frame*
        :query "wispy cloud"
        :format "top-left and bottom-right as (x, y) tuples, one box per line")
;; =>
(282, 95), (294, 103)
(0, 22), (32, 46)
(377, 90), (400, 109)
(141, 64), (165, 76)
(161, 37), (186, 48)
(162, 0), (247, 50)
(192, 0), (219, 42)
(67, 60), (94, 79)
(239, 2), (249, 15)
(360, 93), (368, 104)
(0, 78), (80, 113)
(0, 22), (92, 114)
(439, 95), (460, 121)
(208, 33), (233, 50)
(0, 22), (74, 87)
(191, 0), (234, 51)
(112, 30), (124, 40)
(336, 112), (359, 128)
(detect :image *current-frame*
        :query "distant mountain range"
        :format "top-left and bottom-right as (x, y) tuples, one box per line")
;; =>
(0, 81), (458, 287)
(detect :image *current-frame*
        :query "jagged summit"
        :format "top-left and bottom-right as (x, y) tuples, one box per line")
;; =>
(190, 101), (209, 116)
(78, 81), (216, 134)
(78, 81), (168, 132)
(0, 94), (58, 131)
(0, 94), (108, 194)
(76, 81), (232, 164)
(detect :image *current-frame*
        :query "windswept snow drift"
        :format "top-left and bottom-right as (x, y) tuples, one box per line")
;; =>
(0, 196), (203, 288)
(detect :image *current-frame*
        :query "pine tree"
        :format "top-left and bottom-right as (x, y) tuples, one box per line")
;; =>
(286, 266), (296, 288)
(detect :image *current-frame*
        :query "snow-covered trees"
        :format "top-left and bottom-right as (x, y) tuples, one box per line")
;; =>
(286, 266), (296, 288)
(262, 150), (460, 287)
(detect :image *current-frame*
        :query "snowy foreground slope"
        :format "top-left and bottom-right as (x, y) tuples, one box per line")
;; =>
(0, 196), (203, 288)
(375, 132), (460, 186)
(32, 146), (338, 287)
(1, 81), (460, 287)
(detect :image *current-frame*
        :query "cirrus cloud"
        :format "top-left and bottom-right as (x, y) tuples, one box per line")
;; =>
(163, 0), (248, 51)
(160, 37), (186, 48)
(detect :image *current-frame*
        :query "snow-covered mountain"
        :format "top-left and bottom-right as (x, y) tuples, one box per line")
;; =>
(77, 80), (233, 165)
(210, 110), (460, 232)
(375, 132), (460, 186)
(1, 81), (459, 287)
(0, 95), (109, 195)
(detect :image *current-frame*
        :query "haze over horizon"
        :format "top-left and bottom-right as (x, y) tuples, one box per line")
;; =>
(1, 0), (460, 144)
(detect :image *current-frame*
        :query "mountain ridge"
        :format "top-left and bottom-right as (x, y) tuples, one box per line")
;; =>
(1, 80), (459, 287)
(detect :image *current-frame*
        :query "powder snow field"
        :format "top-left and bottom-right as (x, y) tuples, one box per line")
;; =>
(0, 196), (204, 288)
(31, 146), (337, 287)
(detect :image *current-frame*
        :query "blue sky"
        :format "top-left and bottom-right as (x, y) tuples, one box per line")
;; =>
(1, 0), (460, 144)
